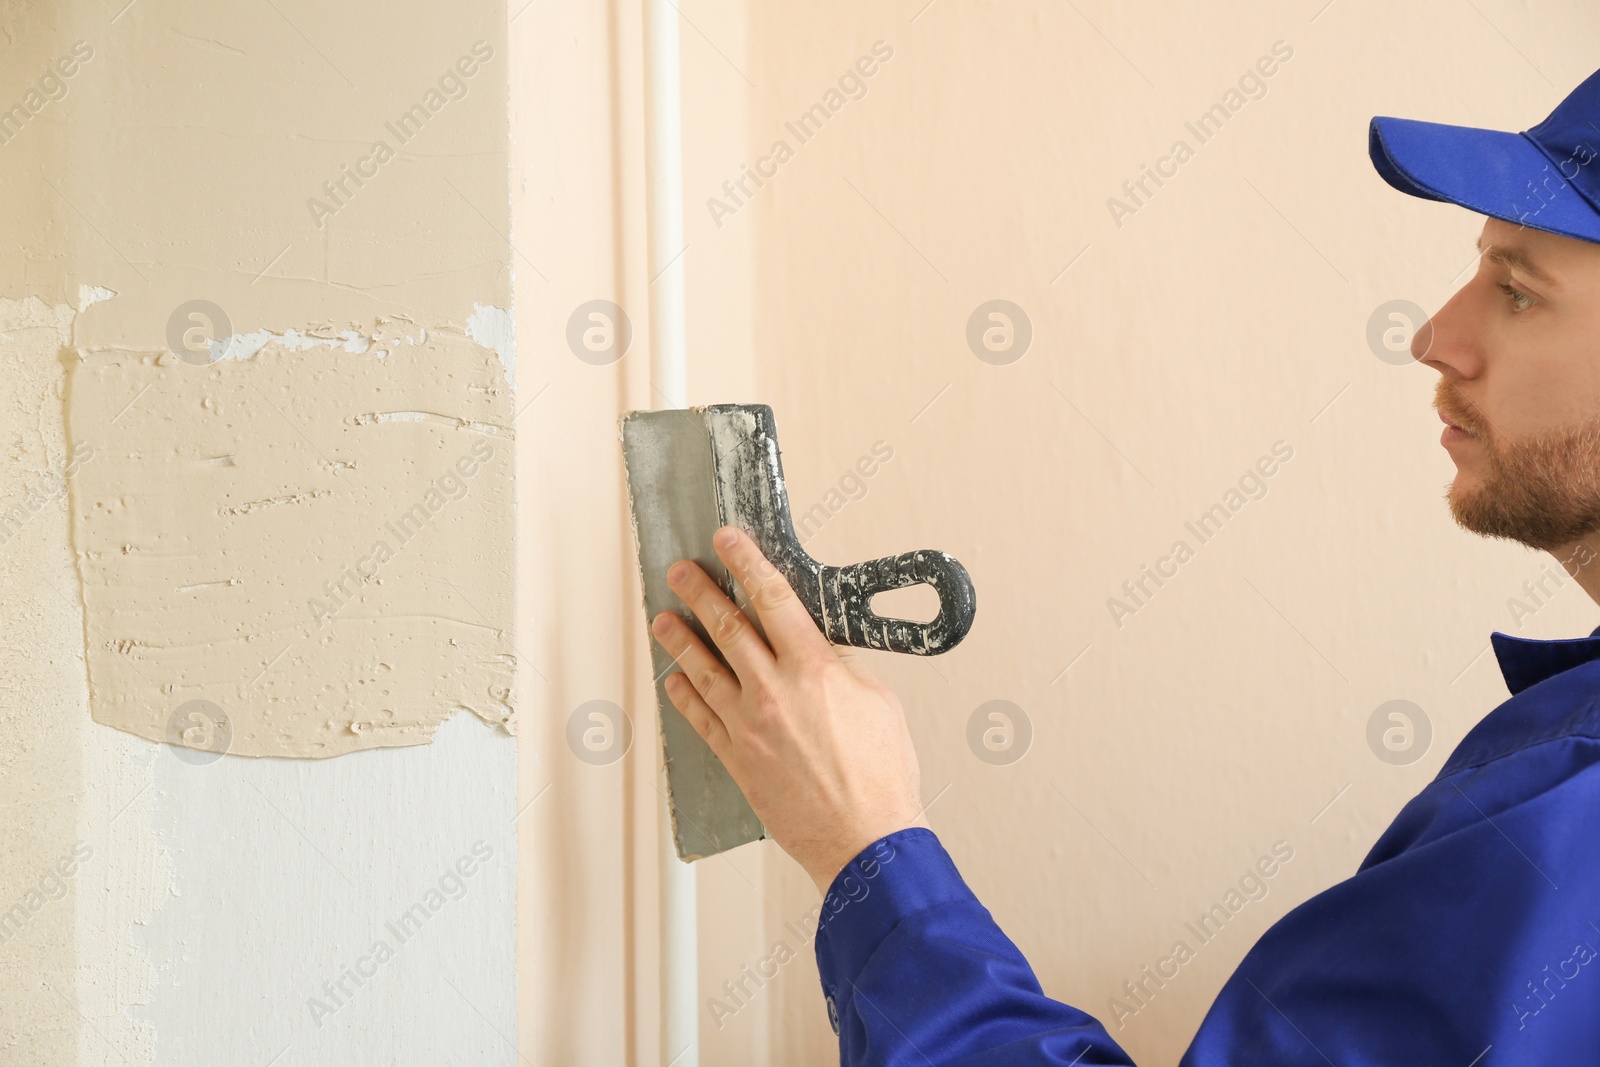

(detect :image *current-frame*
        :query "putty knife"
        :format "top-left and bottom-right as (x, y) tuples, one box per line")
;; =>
(620, 403), (977, 860)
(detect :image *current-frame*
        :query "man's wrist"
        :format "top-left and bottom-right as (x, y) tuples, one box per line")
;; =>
(807, 813), (930, 894)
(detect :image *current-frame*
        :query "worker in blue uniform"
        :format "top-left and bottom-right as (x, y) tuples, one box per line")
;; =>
(650, 67), (1600, 1064)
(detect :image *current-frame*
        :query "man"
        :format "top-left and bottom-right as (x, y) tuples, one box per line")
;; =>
(650, 68), (1600, 1063)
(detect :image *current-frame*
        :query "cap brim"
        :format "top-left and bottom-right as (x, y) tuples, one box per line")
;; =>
(1369, 115), (1600, 244)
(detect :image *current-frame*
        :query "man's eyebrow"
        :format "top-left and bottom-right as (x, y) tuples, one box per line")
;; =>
(1475, 234), (1558, 286)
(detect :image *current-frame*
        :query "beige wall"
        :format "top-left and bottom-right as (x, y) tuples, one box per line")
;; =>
(523, 2), (1600, 1065)
(516, 1), (767, 1061)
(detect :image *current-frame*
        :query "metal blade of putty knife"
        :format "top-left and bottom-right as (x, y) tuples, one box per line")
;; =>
(621, 403), (977, 861)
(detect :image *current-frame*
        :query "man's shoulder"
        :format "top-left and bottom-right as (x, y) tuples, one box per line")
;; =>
(1439, 653), (1600, 778)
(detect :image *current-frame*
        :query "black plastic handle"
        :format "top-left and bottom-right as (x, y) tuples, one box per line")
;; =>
(703, 402), (978, 658)
(820, 550), (975, 655)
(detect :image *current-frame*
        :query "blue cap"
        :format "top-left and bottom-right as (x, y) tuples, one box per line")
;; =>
(1369, 69), (1600, 244)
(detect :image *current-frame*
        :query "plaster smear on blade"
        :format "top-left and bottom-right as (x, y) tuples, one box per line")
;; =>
(66, 322), (516, 758)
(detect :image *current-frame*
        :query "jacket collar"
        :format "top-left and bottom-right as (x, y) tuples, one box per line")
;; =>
(1491, 624), (1600, 695)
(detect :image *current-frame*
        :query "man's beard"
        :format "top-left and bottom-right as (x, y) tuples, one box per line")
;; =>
(1439, 379), (1600, 551)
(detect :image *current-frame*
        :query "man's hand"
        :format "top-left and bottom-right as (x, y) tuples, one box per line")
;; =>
(651, 524), (928, 894)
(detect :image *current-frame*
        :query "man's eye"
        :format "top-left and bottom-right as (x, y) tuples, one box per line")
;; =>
(1498, 281), (1534, 311)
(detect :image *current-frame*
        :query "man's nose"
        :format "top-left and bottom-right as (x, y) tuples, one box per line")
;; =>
(1410, 315), (1435, 364)
(1412, 286), (1481, 378)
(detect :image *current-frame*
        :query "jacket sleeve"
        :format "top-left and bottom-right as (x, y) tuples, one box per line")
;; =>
(819, 744), (1600, 1066)
(813, 827), (1138, 1066)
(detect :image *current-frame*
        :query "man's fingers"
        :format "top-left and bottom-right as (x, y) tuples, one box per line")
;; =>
(652, 608), (744, 715)
(666, 558), (776, 681)
(663, 671), (731, 754)
(712, 526), (832, 661)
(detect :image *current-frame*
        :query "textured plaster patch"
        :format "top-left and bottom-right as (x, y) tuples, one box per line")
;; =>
(66, 318), (516, 758)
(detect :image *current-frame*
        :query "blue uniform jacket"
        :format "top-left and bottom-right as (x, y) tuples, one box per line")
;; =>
(814, 625), (1600, 1064)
